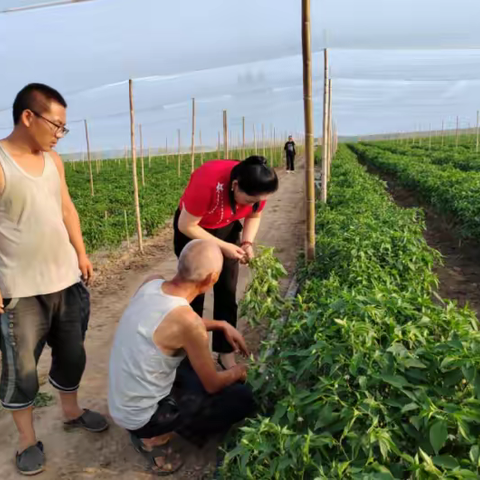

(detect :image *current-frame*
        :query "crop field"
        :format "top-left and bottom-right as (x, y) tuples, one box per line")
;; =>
(349, 139), (480, 239)
(221, 145), (480, 479)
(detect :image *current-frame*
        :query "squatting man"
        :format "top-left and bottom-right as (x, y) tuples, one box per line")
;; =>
(108, 239), (256, 475)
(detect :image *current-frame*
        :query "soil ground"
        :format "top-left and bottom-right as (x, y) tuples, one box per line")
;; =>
(0, 161), (305, 479)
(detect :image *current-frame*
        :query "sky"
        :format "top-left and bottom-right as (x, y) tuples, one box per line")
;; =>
(1, 0), (480, 154)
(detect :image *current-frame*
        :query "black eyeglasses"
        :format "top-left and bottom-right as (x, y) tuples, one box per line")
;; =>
(31, 111), (69, 137)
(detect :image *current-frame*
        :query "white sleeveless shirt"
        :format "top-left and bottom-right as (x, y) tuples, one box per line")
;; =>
(0, 145), (80, 298)
(108, 279), (189, 430)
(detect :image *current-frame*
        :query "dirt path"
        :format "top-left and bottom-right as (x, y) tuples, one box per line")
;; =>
(0, 162), (305, 479)
(361, 161), (480, 318)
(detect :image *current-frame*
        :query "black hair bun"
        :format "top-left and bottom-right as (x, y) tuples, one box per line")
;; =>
(244, 155), (267, 166)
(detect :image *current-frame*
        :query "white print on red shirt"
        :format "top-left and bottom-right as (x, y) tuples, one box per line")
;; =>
(207, 182), (225, 226)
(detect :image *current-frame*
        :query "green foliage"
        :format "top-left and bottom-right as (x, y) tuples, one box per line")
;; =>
(221, 146), (480, 479)
(239, 246), (287, 327)
(34, 392), (55, 408)
(350, 142), (480, 238)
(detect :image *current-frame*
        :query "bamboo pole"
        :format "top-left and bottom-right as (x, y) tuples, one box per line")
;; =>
(302, 0), (315, 261)
(242, 116), (246, 159)
(84, 119), (94, 197)
(476, 110), (479, 153)
(223, 110), (228, 159)
(320, 49), (329, 203)
(190, 98), (196, 173)
(273, 127), (276, 167)
(139, 124), (145, 186)
(327, 78), (333, 180)
(128, 79), (143, 253)
(456, 116), (460, 149)
(124, 210), (130, 249)
(199, 130), (204, 164)
(262, 124), (266, 157)
(177, 129), (181, 176)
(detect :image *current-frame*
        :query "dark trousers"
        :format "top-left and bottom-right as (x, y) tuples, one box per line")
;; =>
(0, 283), (90, 410)
(129, 359), (255, 448)
(286, 153), (295, 171)
(173, 209), (241, 353)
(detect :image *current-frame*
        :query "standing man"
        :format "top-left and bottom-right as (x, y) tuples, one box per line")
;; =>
(284, 135), (296, 173)
(0, 83), (108, 476)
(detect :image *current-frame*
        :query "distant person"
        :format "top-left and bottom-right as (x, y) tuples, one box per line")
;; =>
(173, 156), (278, 370)
(284, 135), (296, 173)
(0, 83), (108, 476)
(108, 240), (255, 476)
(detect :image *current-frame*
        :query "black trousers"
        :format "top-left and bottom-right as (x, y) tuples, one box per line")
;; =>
(128, 359), (255, 448)
(173, 209), (241, 353)
(286, 153), (295, 171)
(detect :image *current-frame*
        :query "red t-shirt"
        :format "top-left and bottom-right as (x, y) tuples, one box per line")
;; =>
(179, 160), (266, 229)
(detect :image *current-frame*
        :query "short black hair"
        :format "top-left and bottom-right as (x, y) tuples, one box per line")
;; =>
(13, 83), (67, 125)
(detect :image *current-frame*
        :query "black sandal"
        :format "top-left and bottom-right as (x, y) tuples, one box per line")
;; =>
(16, 441), (45, 476)
(130, 433), (184, 476)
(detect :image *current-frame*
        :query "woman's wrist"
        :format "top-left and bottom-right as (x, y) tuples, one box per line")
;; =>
(241, 240), (253, 247)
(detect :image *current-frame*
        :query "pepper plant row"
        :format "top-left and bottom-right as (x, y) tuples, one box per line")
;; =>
(221, 145), (480, 479)
(349, 143), (480, 239)
(365, 142), (480, 173)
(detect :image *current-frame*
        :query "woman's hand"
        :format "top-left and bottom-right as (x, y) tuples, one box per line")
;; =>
(221, 242), (246, 261)
(240, 242), (254, 265)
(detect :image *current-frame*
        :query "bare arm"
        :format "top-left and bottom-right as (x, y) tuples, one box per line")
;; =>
(202, 319), (249, 356)
(178, 312), (246, 394)
(178, 208), (245, 260)
(242, 212), (262, 244)
(51, 152), (93, 284)
(240, 211), (262, 263)
(0, 163), (4, 312)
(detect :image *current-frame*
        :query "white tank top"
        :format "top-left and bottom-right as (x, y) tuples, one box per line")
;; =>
(0, 145), (80, 298)
(108, 279), (189, 430)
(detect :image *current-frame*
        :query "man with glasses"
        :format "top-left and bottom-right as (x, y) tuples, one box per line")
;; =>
(0, 83), (108, 476)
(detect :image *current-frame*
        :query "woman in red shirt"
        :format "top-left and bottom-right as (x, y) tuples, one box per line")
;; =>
(174, 156), (279, 368)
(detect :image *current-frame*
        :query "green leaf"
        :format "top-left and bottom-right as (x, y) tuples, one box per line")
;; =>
(419, 448), (434, 468)
(469, 445), (480, 466)
(474, 374), (480, 400)
(401, 402), (420, 413)
(404, 358), (427, 369)
(271, 403), (288, 424)
(378, 437), (391, 460)
(432, 455), (459, 469)
(382, 374), (411, 389)
(315, 405), (336, 430)
(430, 419), (448, 455)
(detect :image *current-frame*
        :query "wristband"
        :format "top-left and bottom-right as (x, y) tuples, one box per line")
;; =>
(241, 241), (253, 247)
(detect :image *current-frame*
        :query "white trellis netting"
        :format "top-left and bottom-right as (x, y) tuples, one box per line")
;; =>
(1, 0), (480, 152)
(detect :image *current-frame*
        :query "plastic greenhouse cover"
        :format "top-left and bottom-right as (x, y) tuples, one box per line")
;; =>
(1, 0), (480, 151)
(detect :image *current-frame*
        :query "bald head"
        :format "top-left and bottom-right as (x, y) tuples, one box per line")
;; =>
(178, 240), (223, 283)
